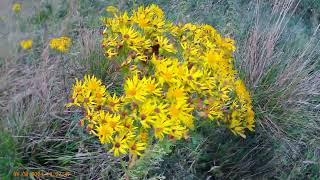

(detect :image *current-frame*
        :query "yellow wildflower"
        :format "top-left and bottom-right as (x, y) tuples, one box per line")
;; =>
(142, 77), (162, 96)
(153, 116), (172, 140)
(167, 86), (187, 101)
(67, 79), (85, 107)
(109, 135), (129, 156)
(119, 26), (139, 43)
(138, 99), (157, 128)
(12, 3), (21, 13)
(106, 93), (121, 112)
(124, 74), (147, 102)
(129, 141), (146, 157)
(168, 125), (187, 140)
(93, 123), (114, 144)
(139, 131), (149, 143)
(168, 101), (194, 128)
(105, 6), (118, 14)
(49, 36), (71, 53)
(132, 6), (151, 29)
(156, 35), (176, 53)
(20, 39), (33, 49)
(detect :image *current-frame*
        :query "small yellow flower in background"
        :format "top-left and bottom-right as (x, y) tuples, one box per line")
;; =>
(20, 39), (33, 49)
(105, 6), (118, 14)
(0, 16), (4, 21)
(12, 3), (22, 13)
(49, 36), (71, 53)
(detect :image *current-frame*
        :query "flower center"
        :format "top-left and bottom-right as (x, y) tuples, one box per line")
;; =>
(155, 127), (162, 132)
(131, 144), (137, 150)
(154, 108), (160, 113)
(127, 88), (137, 97)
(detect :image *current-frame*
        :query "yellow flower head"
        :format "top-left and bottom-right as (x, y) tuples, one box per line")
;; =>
(142, 77), (162, 96)
(138, 99), (157, 128)
(20, 39), (33, 49)
(106, 6), (118, 14)
(109, 135), (129, 156)
(12, 3), (21, 13)
(49, 36), (71, 53)
(139, 131), (149, 143)
(153, 116), (172, 140)
(93, 123), (114, 144)
(156, 35), (176, 53)
(84, 75), (103, 93)
(124, 74), (147, 102)
(129, 141), (146, 157)
(106, 93), (121, 112)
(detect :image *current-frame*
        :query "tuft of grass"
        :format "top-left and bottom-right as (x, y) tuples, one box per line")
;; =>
(128, 142), (172, 179)
(31, 2), (53, 26)
(0, 129), (21, 178)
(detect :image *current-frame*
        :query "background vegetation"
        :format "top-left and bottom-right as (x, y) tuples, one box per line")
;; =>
(0, 0), (319, 179)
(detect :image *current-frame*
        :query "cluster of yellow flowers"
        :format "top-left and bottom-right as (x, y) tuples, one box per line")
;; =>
(18, 36), (71, 52)
(67, 4), (254, 158)
(20, 39), (33, 49)
(12, 3), (70, 53)
(49, 36), (72, 53)
(12, 3), (22, 13)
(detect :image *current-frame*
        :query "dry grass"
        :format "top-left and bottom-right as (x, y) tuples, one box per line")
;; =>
(239, 0), (319, 139)
(233, 0), (320, 177)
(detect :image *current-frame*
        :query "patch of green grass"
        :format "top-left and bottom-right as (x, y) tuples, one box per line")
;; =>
(128, 141), (172, 179)
(0, 128), (21, 178)
(31, 3), (53, 26)
(55, 0), (69, 20)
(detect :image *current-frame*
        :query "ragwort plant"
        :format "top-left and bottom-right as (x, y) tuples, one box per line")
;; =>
(67, 4), (255, 166)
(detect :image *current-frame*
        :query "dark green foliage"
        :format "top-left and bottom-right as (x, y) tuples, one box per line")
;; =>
(31, 3), (53, 26)
(0, 129), (21, 178)
(78, 0), (105, 16)
(143, 126), (275, 179)
(0, 57), (4, 69)
(55, 0), (69, 19)
(128, 141), (173, 179)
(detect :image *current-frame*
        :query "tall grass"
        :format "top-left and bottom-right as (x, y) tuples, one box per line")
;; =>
(235, 0), (320, 177)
